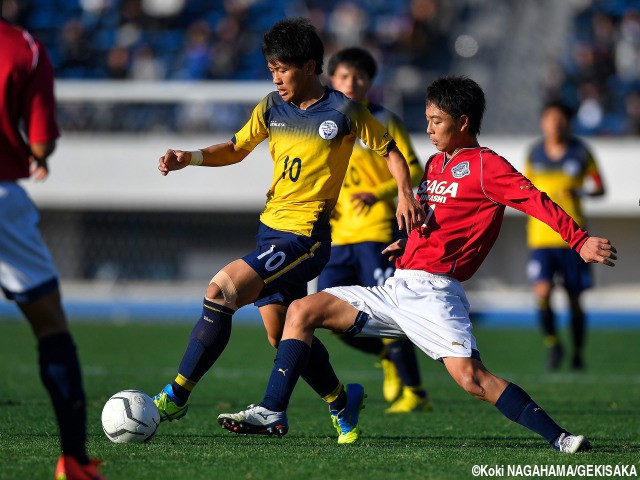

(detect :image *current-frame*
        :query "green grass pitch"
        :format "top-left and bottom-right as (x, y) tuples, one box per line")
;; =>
(1, 321), (638, 479)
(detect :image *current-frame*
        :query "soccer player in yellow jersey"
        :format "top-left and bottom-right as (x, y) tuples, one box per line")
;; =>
(317, 47), (431, 413)
(152, 18), (424, 443)
(525, 101), (605, 371)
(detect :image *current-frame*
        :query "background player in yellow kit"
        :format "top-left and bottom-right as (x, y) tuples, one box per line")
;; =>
(525, 100), (605, 371)
(318, 47), (431, 413)
(152, 18), (424, 443)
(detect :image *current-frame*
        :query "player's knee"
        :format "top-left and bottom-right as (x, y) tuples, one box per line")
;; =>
(286, 299), (316, 331)
(266, 333), (280, 349)
(206, 271), (239, 309)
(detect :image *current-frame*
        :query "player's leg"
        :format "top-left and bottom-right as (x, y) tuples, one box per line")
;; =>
(562, 249), (593, 371)
(317, 245), (388, 360)
(0, 184), (100, 474)
(528, 249), (563, 371)
(384, 338), (432, 413)
(154, 258), (263, 420)
(218, 291), (367, 443)
(443, 356), (590, 452)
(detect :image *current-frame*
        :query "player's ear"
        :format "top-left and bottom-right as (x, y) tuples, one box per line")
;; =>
(458, 114), (470, 133)
(304, 60), (316, 75)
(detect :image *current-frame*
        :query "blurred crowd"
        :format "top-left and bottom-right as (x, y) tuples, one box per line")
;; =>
(543, 0), (640, 135)
(3, 0), (639, 135)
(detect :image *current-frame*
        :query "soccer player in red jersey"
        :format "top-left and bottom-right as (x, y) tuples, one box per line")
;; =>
(222, 76), (617, 452)
(0, 5), (104, 479)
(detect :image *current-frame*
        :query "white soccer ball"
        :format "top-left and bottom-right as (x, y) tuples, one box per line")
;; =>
(101, 390), (160, 443)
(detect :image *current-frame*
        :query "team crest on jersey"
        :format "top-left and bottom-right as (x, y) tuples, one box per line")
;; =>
(318, 120), (338, 140)
(452, 161), (470, 178)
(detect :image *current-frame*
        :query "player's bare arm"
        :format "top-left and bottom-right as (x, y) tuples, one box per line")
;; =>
(579, 236), (617, 266)
(158, 141), (251, 176)
(384, 146), (425, 234)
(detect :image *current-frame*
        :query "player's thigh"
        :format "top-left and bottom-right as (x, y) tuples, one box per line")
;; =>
(353, 241), (394, 287)
(286, 291), (361, 334)
(317, 245), (358, 290)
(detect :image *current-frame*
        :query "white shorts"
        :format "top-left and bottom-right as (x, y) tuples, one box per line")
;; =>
(0, 182), (59, 303)
(324, 269), (478, 361)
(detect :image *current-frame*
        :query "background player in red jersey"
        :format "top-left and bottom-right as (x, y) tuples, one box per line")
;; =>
(524, 101), (605, 372)
(223, 75), (617, 453)
(0, 5), (104, 479)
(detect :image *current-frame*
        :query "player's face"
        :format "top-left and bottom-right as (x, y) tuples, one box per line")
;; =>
(268, 59), (315, 105)
(330, 64), (372, 102)
(425, 103), (468, 154)
(541, 107), (570, 142)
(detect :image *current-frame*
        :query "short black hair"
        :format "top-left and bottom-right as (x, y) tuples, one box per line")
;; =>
(327, 47), (377, 80)
(262, 17), (324, 74)
(541, 99), (574, 120)
(426, 76), (486, 136)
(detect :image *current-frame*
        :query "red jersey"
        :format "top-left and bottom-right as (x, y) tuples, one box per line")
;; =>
(0, 20), (59, 181)
(397, 147), (590, 281)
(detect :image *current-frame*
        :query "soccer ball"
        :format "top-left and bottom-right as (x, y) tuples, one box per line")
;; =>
(101, 390), (160, 443)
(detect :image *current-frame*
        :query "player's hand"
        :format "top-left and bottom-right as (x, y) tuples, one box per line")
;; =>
(382, 238), (407, 261)
(579, 236), (617, 266)
(396, 194), (425, 236)
(29, 155), (49, 181)
(350, 192), (378, 215)
(158, 149), (190, 176)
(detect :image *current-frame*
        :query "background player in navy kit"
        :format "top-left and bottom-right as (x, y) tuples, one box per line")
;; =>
(0, 7), (104, 479)
(524, 101), (605, 371)
(220, 76), (616, 453)
(318, 47), (431, 413)
(153, 18), (423, 444)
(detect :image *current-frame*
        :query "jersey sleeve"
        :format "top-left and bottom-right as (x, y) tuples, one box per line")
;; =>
(22, 39), (59, 144)
(371, 112), (423, 200)
(351, 103), (396, 158)
(480, 149), (589, 252)
(231, 95), (270, 151)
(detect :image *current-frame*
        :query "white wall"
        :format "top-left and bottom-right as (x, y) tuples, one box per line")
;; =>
(22, 134), (640, 216)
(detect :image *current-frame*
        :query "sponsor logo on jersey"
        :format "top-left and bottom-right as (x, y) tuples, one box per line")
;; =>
(417, 179), (459, 204)
(269, 121), (286, 127)
(452, 161), (471, 178)
(318, 120), (338, 140)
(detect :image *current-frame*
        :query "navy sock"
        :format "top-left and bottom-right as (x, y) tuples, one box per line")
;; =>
(261, 339), (310, 412)
(495, 382), (564, 443)
(172, 299), (233, 404)
(386, 339), (422, 388)
(301, 336), (341, 398)
(38, 332), (88, 464)
(339, 335), (385, 356)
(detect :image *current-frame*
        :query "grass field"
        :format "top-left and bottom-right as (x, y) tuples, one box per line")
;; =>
(1, 321), (639, 480)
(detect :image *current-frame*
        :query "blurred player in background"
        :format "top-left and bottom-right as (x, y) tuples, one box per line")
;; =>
(525, 101), (605, 371)
(153, 18), (423, 444)
(319, 47), (430, 413)
(0, 6), (104, 479)
(220, 76), (617, 453)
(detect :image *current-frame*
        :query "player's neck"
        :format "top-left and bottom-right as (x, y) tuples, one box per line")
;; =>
(444, 139), (479, 160)
(292, 80), (326, 110)
(544, 138), (568, 160)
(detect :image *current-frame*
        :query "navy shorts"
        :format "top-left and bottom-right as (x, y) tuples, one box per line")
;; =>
(243, 222), (331, 307)
(527, 248), (592, 294)
(317, 241), (394, 290)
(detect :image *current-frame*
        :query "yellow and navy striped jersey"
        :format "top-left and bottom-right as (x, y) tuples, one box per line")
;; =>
(331, 101), (423, 245)
(233, 88), (396, 237)
(525, 137), (602, 248)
